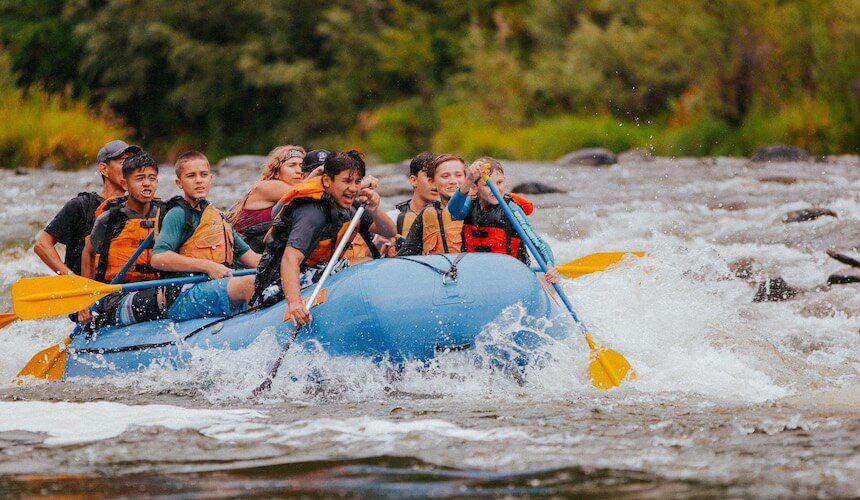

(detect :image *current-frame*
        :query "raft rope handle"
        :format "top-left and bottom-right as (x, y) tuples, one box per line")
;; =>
(397, 253), (466, 283)
(73, 304), (263, 355)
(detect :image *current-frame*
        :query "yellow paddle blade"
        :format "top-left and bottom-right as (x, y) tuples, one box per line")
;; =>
(12, 275), (120, 320)
(584, 332), (635, 390)
(15, 336), (71, 382)
(557, 251), (646, 278)
(0, 312), (18, 330)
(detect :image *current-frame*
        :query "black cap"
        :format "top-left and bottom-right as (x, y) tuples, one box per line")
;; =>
(97, 140), (141, 163)
(302, 149), (331, 172)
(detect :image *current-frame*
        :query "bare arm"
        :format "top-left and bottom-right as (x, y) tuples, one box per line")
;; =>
(81, 239), (95, 279)
(150, 251), (232, 279)
(34, 231), (73, 275)
(281, 247), (309, 325)
(247, 180), (292, 206)
(238, 250), (261, 269)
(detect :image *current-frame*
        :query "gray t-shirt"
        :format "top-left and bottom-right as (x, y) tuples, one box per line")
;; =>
(89, 204), (158, 252)
(287, 202), (373, 258)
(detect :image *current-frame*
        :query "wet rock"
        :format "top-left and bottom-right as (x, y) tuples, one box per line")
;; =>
(214, 155), (267, 171)
(556, 148), (617, 167)
(728, 257), (757, 280)
(758, 175), (799, 185)
(511, 182), (564, 195)
(781, 207), (837, 223)
(14, 167), (29, 175)
(753, 277), (798, 302)
(826, 267), (860, 286)
(750, 144), (810, 162)
(707, 199), (748, 211)
(617, 148), (654, 163)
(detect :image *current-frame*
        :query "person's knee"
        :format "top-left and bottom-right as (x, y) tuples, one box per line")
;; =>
(227, 275), (255, 306)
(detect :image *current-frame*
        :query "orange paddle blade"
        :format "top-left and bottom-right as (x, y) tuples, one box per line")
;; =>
(12, 275), (120, 320)
(557, 251), (646, 279)
(15, 336), (71, 382)
(584, 332), (635, 390)
(0, 312), (18, 330)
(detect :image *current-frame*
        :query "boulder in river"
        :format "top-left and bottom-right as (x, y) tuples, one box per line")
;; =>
(556, 148), (617, 167)
(753, 277), (798, 302)
(781, 207), (837, 223)
(214, 155), (267, 171)
(750, 144), (810, 162)
(827, 267), (860, 286)
(617, 148), (654, 163)
(511, 182), (564, 195)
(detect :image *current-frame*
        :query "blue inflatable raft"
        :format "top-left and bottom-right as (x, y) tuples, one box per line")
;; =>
(62, 254), (569, 379)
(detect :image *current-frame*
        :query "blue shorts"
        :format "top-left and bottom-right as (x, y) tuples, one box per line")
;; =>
(166, 278), (245, 323)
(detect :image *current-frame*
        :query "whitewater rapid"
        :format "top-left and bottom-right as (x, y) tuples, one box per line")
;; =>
(0, 156), (858, 496)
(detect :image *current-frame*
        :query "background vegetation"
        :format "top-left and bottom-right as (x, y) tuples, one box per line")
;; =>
(1, 0), (858, 166)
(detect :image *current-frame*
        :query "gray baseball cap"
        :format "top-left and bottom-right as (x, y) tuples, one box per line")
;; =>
(96, 140), (141, 163)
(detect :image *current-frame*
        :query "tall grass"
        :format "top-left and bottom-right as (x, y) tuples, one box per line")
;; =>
(0, 86), (126, 170)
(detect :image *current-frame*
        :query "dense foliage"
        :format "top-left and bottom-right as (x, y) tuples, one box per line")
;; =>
(1, 0), (858, 164)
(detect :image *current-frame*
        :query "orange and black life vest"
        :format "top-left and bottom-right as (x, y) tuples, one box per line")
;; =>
(419, 204), (463, 255)
(157, 196), (234, 267)
(461, 195), (528, 263)
(252, 177), (374, 305)
(92, 196), (161, 283)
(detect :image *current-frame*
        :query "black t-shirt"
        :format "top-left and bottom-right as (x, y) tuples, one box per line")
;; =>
(287, 202), (373, 258)
(43, 192), (104, 275)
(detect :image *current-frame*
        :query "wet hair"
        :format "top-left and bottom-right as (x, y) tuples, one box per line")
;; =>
(324, 150), (366, 179)
(121, 152), (158, 178)
(409, 151), (434, 177)
(426, 153), (466, 180)
(174, 150), (209, 177)
(471, 156), (504, 176)
(225, 144), (305, 223)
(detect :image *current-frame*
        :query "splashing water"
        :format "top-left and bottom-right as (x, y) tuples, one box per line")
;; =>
(0, 158), (858, 496)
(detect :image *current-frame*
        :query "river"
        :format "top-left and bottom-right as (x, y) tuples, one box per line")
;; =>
(0, 156), (858, 497)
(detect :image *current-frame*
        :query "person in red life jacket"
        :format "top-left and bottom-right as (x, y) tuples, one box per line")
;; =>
(252, 150), (396, 326)
(397, 153), (467, 256)
(34, 140), (139, 320)
(80, 151), (162, 323)
(447, 157), (559, 284)
(226, 145), (310, 253)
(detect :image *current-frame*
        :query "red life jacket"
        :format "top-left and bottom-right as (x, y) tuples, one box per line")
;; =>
(462, 195), (528, 262)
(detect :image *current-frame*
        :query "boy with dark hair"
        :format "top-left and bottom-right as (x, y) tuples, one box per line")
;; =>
(386, 152), (437, 242)
(35, 140), (139, 281)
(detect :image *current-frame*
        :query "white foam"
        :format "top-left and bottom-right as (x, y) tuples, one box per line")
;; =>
(0, 401), (265, 445)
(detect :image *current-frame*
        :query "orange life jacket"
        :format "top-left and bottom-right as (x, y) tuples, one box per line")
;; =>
(508, 193), (534, 216)
(461, 195), (526, 261)
(92, 197), (161, 283)
(158, 197), (234, 266)
(252, 177), (369, 305)
(420, 205), (463, 255)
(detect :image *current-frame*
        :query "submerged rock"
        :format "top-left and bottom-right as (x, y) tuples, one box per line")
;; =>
(556, 148), (617, 166)
(826, 267), (860, 286)
(758, 175), (800, 185)
(215, 155), (267, 171)
(753, 277), (798, 302)
(728, 257), (757, 281)
(511, 182), (564, 195)
(750, 144), (810, 162)
(617, 148), (654, 163)
(782, 207), (837, 223)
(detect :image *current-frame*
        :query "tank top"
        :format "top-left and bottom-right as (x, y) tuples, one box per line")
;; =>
(234, 206), (273, 233)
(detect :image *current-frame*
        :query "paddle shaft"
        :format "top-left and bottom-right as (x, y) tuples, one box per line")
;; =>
(481, 174), (586, 331)
(254, 204), (367, 396)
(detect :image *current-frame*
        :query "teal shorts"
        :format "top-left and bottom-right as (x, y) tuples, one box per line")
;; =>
(166, 278), (245, 322)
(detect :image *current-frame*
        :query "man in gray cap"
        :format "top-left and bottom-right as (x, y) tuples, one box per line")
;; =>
(34, 140), (141, 319)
